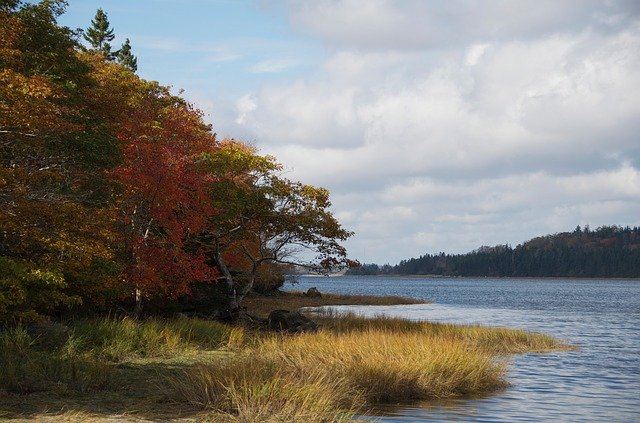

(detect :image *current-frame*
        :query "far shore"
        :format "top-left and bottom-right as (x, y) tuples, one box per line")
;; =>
(295, 274), (640, 280)
(242, 290), (426, 318)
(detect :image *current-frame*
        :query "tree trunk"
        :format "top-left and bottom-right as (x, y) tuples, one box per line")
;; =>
(215, 250), (240, 319)
(236, 264), (257, 305)
(133, 287), (142, 318)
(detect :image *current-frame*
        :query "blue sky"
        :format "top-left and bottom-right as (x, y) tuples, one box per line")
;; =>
(60, 1), (324, 133)
(57, 1), (640, 264)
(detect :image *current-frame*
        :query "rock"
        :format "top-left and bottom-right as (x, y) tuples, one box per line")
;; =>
(268, 309), (318, 333)
(304, 287), (322, 298)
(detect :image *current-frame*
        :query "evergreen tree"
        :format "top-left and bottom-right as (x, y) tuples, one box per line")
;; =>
(117, 38), (137, 72)
(83, 8), (116, 59)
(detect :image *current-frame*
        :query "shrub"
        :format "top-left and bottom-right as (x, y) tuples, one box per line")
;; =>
(0, 256), (79, 323)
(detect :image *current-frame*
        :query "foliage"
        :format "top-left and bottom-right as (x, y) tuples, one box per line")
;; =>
(111, 103), (219, 304)
(200, 140), (355, 314)
(0, 256), (78, 322)
(0, 2), (353, 320)
(0, 1), (126, 315)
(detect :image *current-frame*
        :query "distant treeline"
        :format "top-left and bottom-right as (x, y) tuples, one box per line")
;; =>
(348, 225), (640, 278)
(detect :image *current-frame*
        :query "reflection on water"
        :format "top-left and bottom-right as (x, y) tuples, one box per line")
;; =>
(289, 276), (640, 422)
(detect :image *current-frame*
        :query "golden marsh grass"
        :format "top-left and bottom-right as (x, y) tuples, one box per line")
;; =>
(1, 309), (570, 422)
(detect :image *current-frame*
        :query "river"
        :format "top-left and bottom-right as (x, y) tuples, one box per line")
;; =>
(287, 276), (640, 422)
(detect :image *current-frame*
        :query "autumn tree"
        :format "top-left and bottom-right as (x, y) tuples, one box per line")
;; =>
(0, 0), (122, 320)
(199, 140), (354, 317)
(0, 2), (355, 322)
(111, 99), (220, 314)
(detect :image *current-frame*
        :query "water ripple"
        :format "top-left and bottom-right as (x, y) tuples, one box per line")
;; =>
(290, 276), (640, 422)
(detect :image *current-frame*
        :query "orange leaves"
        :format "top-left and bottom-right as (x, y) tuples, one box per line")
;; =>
(79, 52), (165, 131)
(0, 10), (23, 68)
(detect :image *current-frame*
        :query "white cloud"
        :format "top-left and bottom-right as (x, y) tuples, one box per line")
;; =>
(465, 43), (490, 66)
(250, 58), (300, 73)
(226, 2), (640, 263)
(241, 24), (640, 176)
(235, 94), (257, 125)
(287, 0), (640, 50)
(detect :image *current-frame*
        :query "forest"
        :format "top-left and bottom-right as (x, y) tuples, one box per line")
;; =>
(348, 225), (640, 278)
(0, 1), (354, 323)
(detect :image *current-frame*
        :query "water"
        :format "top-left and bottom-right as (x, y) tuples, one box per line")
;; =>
(287, 276), (640, 422)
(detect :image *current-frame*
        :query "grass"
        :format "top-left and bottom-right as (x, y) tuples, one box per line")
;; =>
(70, 317), (244, 361)
(0, 306), (571, 422)
(0, 317), (243, 397)
(256, 330), (506, 402)
(313, 310), (569, 354)
(163, 357), (357, 422)
(0, 326), (111, 395)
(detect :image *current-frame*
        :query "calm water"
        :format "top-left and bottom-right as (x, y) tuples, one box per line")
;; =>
(287, 276), (640, 422)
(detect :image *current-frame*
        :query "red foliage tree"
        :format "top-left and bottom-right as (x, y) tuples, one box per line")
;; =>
(111, 102), (219, 312)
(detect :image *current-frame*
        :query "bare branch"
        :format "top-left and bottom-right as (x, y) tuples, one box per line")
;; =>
(0, 129), (37, 137)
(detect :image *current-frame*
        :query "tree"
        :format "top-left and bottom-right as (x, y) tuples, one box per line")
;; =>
(0, 0), (123, 320)
(199, 140), (355, 318)
(83, 8), (116, 59)
(117, 38), (137, 72)
(1, 2), (357, 322)
(110, 101), (220, 314)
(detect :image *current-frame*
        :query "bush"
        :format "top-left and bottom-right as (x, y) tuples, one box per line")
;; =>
(0, 256), (80, 323)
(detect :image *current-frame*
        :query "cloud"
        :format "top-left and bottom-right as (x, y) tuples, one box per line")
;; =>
(465, 43), (490, 66)
(333, 164), (640, 263)
(250, 58), (300, 73)
(240, 25), (640, 180)
(235, 94), (257, 125)
(226, 1), (640, 263)
(287, 0), (640, 50)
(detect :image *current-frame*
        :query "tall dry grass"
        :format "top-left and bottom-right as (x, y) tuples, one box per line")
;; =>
(1, 313), (569, 421)
(163, 328), (511, 420)
(257, 329), (507, 402)
(0, 327), (110, 394)
(163, 311), (570, 421)
(164, 357), (357, 422)
(315, 310), (570, 353)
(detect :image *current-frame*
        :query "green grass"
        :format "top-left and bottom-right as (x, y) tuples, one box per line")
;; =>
(0, 317), (243, 396)
(70, 316), (244, 361)
(0, 313), (571, 422)
(0, 327), (111, 395)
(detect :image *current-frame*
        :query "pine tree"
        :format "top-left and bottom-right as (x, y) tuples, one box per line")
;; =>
(84, 8), (116, 59)
(117, 38), (137, 72)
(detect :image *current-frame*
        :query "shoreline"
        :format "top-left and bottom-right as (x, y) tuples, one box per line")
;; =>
(320, 274), (640, 281)
(242, 290), (426, 318)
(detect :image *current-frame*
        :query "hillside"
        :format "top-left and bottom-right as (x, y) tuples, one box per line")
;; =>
(348, 226), (640, 278)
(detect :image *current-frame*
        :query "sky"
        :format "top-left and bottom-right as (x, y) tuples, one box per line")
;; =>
(58, 0), (640, 264)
